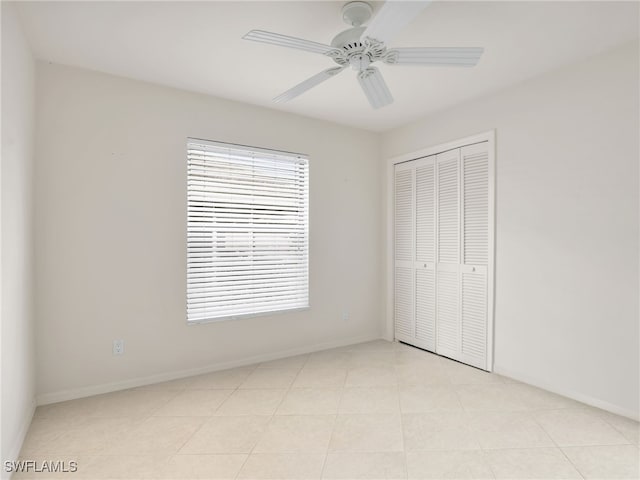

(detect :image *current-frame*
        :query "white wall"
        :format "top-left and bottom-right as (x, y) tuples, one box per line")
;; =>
(1, 2), (36, 469)
(27, 20), (640, 421)
(381, 41), (639, 418)
(34, 62), (382, 402)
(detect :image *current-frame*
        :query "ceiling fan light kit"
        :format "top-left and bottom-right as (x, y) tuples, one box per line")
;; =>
(243, 1), (484, 109)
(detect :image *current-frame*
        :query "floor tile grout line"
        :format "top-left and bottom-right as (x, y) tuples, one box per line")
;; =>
(594, 410), (640, 445)
(233, 365), (285, 480)
(392, 342), (410, 480)
(176, 371), (248, 477)
(233, 354), (312, 480)
(230, 387), (264, 478)
(528, 407), (634, 443)
(448, 370), (498, 479)
(319, 376), (347, 480)
(76, 389), (183, 458)
(308, 349), (334, 480)
(529, 410), (586, 479)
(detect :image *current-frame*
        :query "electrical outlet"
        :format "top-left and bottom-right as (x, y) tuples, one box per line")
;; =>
(341, 311), (350, 322)
(113, 339), (124, 356)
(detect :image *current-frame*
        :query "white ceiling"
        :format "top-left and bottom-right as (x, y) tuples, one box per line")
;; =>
(15, 1), (639, 132)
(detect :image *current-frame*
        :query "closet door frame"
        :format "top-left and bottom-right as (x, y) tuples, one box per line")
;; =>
(386, 130), (496, 371)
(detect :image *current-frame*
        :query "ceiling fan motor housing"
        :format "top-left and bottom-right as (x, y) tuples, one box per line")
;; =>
(330, 26), (389, 71)
(330, 26), (366, 50)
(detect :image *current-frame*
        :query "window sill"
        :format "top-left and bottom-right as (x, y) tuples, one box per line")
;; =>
(187, 306), (310, 325)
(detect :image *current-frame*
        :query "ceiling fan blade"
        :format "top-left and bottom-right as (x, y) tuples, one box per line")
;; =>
(361, 1), (431, 44)
(243, 30), (339, 56)
(385, 47), (484, 66)
(273, 66), (346, 103)
(358, 67), (394, 109)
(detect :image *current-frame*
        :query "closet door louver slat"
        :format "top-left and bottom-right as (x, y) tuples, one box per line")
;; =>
(416, 161), (436, 264)
(437, 150), (461, 265)
(414, 157), (436, 350)
(415, 268), (436, 350)
(395, 168), (413, 262)
(463, 148), (489, 266)
(435, 149), (461, 359)
(460, 143), (491, 369)
(436, 268), (460, 357)
(394, 165), (415, 343)
(461, 270), (487, 369)
(395, 268), (414, 340)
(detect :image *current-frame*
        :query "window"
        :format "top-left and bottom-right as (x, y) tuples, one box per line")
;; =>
(187, 139), (309, 323)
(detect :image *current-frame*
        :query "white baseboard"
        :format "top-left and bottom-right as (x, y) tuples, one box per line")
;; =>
(493, 365), (639, 421)
(36, 332), (381, 406)
(2, 397), (36, 480)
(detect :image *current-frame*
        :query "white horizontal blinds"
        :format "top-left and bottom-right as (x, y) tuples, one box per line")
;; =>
(187, 139), (309, 322)
(437, 150), (460, 264)
(462, 144), (489, 266)
(415, 160), (435, 263)
(394, 168), (413, 262)
(461, 270), (487, 369)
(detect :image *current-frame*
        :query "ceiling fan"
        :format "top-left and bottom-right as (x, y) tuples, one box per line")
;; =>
(242, 1), (484, 109)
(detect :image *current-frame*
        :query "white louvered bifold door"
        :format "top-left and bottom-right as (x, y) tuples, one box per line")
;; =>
(460, 143), (490, 369)
(394, 163), (415, 343)
(435, 149), (461, 359)
(414, 156), (436, 351)
(393, 138), (493, 371)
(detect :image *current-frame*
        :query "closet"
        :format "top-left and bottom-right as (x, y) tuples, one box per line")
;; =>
(394, 139), (494, 370)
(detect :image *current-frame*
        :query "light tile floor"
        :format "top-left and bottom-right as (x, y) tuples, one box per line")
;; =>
(15, 340), (640, 479)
